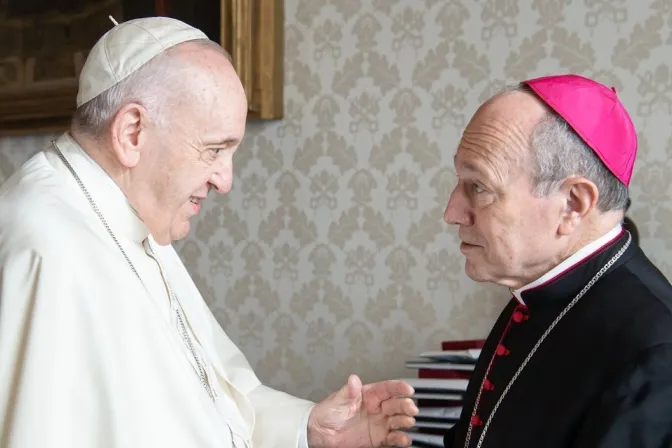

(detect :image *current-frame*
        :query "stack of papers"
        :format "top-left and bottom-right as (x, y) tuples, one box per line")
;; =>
(400, 339), (485, 446)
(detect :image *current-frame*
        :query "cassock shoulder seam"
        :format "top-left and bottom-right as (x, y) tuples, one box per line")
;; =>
(613, 342), (672, 382)
(620, 254), (672, 310)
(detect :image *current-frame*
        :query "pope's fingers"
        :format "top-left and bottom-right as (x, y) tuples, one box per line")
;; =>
(365, 380), (415, 402)
(385, 380), (414, 397)
(381, 397), (418, 416)
(384, 429), (413, 447)
(387, 414), (416, 430)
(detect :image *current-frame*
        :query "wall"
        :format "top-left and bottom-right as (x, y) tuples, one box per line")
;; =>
(1, 0), (671, 401)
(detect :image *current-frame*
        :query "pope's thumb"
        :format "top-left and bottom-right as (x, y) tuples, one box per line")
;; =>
(344, 374), (362, 406)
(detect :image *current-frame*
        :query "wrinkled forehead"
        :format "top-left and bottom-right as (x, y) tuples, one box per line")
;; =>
(454, 92), (548, 177)
(453, 117), (529, 178)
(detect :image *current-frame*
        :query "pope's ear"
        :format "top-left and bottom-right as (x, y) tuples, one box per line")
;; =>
(557, 176), (599, 236)
(109, 102), (150, 168)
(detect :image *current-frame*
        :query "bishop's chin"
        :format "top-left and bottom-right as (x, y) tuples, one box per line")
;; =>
(462, 258), (490, 282)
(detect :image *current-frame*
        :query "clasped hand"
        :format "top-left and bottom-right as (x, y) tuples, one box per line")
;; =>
(307, 374), (418, 448)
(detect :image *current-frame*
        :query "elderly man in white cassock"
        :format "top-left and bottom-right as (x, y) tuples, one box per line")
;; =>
(0, 17), (418, 448)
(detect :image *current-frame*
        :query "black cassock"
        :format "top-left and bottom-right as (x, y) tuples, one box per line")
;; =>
(444, 230), (672, 448)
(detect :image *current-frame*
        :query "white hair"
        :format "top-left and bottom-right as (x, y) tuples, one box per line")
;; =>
(72, 39), (231, 138)
(496, 83), (629, 212)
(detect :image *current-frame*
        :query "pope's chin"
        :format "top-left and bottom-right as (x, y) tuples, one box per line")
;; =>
(169, 220), (191, 243)
(168, 209), (194, 243)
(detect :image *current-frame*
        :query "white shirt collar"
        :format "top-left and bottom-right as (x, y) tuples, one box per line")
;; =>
(511, 224), (624, 306)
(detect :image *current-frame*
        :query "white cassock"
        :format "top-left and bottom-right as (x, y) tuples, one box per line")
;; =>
(0, 133), (315, 447)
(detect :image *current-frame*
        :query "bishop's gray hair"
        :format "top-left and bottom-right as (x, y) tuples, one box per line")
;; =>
(72, 39), (232, 139)
(496, 83), (629, 212)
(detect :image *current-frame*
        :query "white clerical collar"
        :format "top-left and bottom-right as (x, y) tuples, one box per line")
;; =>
(511, 224), (624, 306)
(51, 132), (150, 244)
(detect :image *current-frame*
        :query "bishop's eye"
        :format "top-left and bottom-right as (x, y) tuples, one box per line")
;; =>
(472, 182), (485, 194)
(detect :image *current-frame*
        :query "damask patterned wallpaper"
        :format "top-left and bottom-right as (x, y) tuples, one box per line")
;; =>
(1, 0), (671, 402)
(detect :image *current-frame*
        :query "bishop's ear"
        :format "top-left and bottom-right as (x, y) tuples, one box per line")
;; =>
(557, 176), (599, 235)
(109, 102), (150, 168)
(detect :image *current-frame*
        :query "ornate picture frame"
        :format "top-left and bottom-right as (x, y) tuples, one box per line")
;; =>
(0, 0), (284, 137)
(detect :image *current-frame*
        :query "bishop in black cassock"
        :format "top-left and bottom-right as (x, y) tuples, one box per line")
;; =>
(443, 228), (672, 447)
(441, 73), (672, 448)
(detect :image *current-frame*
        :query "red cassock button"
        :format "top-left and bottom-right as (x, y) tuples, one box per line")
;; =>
(512, 310), (529, 322)
(483, 379), (495, 391)
(471, 415), (484, 426)
(496, 344), (510, 356)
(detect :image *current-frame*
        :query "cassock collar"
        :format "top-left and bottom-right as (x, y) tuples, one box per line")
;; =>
(50, 132), (150, 244)
(511, 224), (632, 308)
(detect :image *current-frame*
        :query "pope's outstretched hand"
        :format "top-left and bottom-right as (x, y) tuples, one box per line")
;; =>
(307, 374), (418, 448)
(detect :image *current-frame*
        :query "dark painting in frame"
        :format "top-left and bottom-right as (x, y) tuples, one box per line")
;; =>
(0, 0), (284, 137)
